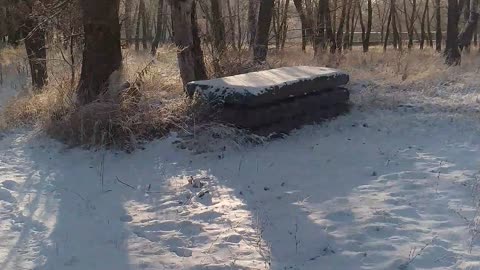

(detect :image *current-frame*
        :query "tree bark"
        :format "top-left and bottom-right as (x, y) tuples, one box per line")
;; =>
(77, 0), (122, 105)
(343, 0), (353, 50)
(294, 0), (312, 51)
(349, 0), (358, 49)
(325, 0), (337, 53)
(365, 0), (373, 51)
(280, 0), (290, 50)
(124, 0), (133, 46)
(170, 0), (207, 95)
(458, 0), (479, 48)
(151, 0), (165, 55)
(445, 0), (461, 65)
(139, 0), (148, 50)
(435, 0), (442, 51)
(24, 16), (47, 90)
(248, 0), (260, 49)
(226, 0), (237, 50)
(384, 5), (392, 50)
(314, 0), (326, 54)
(405, 0), (417, 49)
(336, 0), (348, 52)
(358, 0), (372, 52)
(210, 0), (226, 54)
(135, 3), (140, 51)
(427, 2), (434, 47)
(253, 0), (275, 63)
(392, 0), (402, 50)
(420, 0), (429, 49)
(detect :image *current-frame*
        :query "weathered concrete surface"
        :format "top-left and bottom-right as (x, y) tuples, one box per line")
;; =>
(216, 87), (350, 131)
(187, 66), (349, 107)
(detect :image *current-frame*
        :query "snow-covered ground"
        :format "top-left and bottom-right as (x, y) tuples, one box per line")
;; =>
(2, 62), (480, 269)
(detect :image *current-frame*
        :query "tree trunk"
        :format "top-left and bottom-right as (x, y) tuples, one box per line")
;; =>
(226, 0), (237, 50)
(427, 2), (434, 47)
(365, 0), (373, 51)
(125, 0), (133, 46)
(420, 0), (429, 48)
(384, 5), (392, 50)
(151, 0), (165, 55)
(210, 0), (226, 54)
(135, 4), (140, 51)
(253, 0), (275, 63)
(358, 0), (372, 52)
(236, 0), (243, 50)
(325, 0), (337, 53)
(343, 0), (353, 50)
(294, 0), (312, 51)
(458, 0), (479, 48)
(435, 0), (442, 51)
(24, 17), (47, 90)
(358, 0), (366, 47)
(139, 0), (148, 50)
(248, 0), (260, 49)
(280, 0), (290, 50)
(336, 0), (348, 52)
(349, 1), (358, 49)
(392, 0), (402, 50)
(445, 0), (461, 65)
(405, 0), (417, 49)
(314, 0), (326, 54)
(170, 0), (207, 95)
(77, 0), (122, 105)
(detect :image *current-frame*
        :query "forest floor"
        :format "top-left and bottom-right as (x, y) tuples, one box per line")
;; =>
(2, 47), (480, 269)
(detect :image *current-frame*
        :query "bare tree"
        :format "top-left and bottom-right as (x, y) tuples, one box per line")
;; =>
(435, 0), (442, 51)
(151, 0), (165, 55)
(253, 0), (275, 63)
(458, 0), (479, 48)
(170, 0), (207, 95)
(420, 0), (430, 49)
(358, 0), (373, 52)
(140, 0), (148, 50)
(210, 0), (226, 54)
(21, 1), (48, 90)
(445, 0), (461, 65)
(124, 0), (133, 46)
(135, 3), (140, 50)
(294, 0), (313, 51)
(77, 0), (122, 105)
(336, 0), (348, 52)
(404, 0), (417, 49)
(272, 0), (290, 50)
(248, 0), (259, 49)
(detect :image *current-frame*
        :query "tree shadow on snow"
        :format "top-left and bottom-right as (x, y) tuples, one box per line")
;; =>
(0, 138), (132, 270)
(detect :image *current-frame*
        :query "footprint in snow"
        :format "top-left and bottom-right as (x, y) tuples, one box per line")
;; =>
(223, 234), (242, 243)
(324, 210), (355, 223)
(119, 214), (133, 222)
(171, 247), (192, 257)
(0, 188), (16, 203)
(1, 180), (17, 191)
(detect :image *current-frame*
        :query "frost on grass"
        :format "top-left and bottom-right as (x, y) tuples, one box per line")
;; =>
(173, 122), (265, 154)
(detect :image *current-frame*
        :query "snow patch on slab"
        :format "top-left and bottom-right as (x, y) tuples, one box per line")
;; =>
(188, 66), (349, 105)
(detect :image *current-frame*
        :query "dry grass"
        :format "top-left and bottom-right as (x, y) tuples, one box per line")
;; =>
(0, 45), (202, 150)
(2, 44), (480, 150)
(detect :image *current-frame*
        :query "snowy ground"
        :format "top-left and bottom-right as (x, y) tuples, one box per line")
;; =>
(2, 63), (480, 269)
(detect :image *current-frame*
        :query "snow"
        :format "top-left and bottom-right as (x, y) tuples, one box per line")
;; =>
(187, 66), (348, 102)
(1, 108), (480, 269)
(3, 64), (480, 269)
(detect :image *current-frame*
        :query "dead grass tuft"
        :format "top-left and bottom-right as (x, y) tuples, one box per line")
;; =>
(1, 46), (212, 150)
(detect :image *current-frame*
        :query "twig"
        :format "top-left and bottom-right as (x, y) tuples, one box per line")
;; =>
(115, 176), (136, 190)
